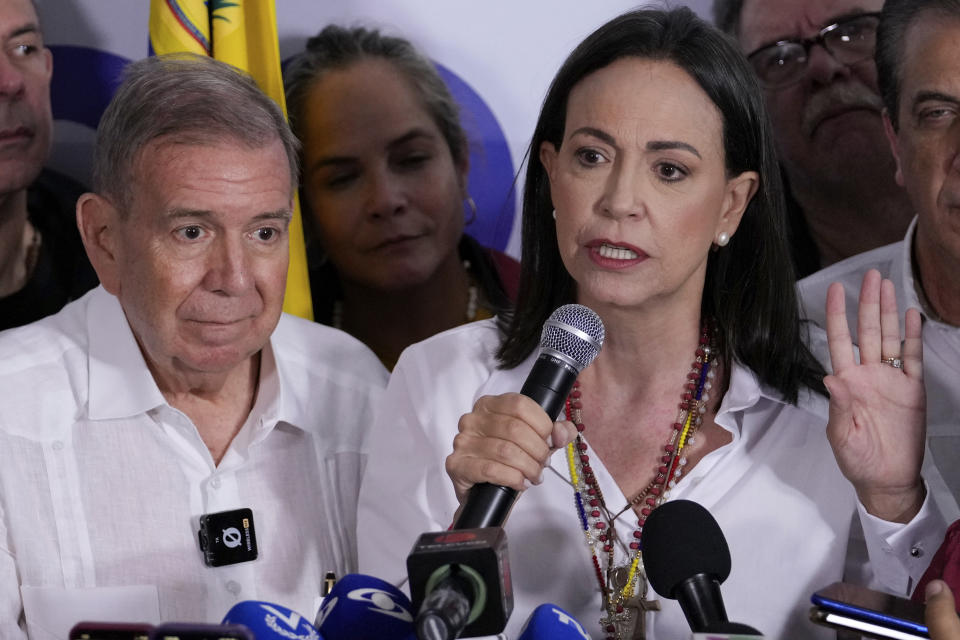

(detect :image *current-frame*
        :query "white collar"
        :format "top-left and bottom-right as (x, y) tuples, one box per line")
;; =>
(716, 359), (826, 431)
(897, 216), (957, 329)
(897, 216), (923, 320)
(85, 287), (290, 434)
(717, 360), (762, 417)
(86, 287), (166, 420)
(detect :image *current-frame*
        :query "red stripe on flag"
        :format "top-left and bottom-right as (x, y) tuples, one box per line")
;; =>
(164, 0), (209, 53)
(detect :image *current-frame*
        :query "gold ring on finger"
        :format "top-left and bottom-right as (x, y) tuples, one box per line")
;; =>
(880, 357), (903, 370)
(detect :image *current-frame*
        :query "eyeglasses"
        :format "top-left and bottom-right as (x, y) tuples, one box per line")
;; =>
(746, 12), (881, 89)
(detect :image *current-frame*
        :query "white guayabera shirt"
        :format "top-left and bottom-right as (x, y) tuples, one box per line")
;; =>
(0, 287), (387, 640)
(358, 318), (946, 640)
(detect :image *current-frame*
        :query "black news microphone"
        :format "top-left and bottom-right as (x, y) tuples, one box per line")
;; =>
(643, 500), (762, 636)
(408, 304), (605, 640)
(453, 303), (605, 530)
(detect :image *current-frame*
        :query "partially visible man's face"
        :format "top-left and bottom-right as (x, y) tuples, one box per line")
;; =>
(738, 0), (887, 188)
(0, 0), (51, 198)
(887, 15), (960, 264)
(109, 138), (293, 378)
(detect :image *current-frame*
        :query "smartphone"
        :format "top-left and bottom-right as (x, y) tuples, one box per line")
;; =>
(149, 623), (255, 640)
(69, 622), (153, 640)
(810, 582), (930, 639)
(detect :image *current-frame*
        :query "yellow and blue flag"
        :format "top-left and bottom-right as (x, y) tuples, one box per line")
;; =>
(149, 0), (313, 320)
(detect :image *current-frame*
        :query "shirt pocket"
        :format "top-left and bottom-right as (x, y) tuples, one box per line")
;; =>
(20, 584), (160, 639)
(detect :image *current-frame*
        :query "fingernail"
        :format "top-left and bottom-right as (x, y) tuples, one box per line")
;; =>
(536, 472), (544, 485)
(926, 580), (944, 600)
(546, 434), (555, 449)
(523, 478), (533, 490)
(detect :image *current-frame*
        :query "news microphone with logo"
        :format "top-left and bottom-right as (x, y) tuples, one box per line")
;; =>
(221, 601), (321, 640)
(517, 604), (592, 640)
(313, 573), (415, 640)
(406, 306), (605, 640)
(408, 527), (511, 640)
(642, 500), (762, 636)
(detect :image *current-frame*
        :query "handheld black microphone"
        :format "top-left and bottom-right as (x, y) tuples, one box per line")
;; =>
(408, 305), (604, 640)
(642, 500), (761, 636)
(453, 303), (605, 530)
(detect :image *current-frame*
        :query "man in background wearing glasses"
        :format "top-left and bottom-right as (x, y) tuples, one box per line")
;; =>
(714, 0), (913, 277)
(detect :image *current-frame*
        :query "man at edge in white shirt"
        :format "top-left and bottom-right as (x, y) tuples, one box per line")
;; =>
(799, 0), (960, 532)
(0, 54), (386, 638)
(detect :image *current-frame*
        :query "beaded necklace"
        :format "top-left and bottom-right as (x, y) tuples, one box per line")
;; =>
(563, 323), (717, 640)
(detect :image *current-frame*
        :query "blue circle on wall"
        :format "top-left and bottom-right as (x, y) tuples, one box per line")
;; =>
(49, 45), (129, 129)
(435, 63), (516, 253)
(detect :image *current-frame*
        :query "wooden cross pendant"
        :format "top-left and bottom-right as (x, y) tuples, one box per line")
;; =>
(621, 591), (661, 640)
(610, 566), (661, 640)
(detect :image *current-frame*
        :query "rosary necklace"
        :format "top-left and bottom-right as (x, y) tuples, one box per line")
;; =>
(564, 322), (717, 640)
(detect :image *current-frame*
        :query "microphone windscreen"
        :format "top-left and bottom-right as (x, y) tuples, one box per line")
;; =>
(642, 500), (731, 597)
(314, 573), (415, 640)
(221, 601), (321, 640)
(518, 603), (593, 639)
(540, 304), (605, 371)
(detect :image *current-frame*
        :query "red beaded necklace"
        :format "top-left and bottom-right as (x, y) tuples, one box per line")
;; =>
(563, 323), (717, 640)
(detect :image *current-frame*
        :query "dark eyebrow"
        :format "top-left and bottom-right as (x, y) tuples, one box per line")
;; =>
(8, 23), (42, 40)
(820, 9), (878, 30)
(569, 126), (617, 146)
(569, 127), (702, 158)
(308, 127), (437, 175)
(647, 140), (702, 159)
(387, 128), (436, 149)
(913, 90), (960, 108)
(307, 155), (354, 176)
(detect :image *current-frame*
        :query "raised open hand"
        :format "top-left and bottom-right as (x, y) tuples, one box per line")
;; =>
(825, 269), (926, 523)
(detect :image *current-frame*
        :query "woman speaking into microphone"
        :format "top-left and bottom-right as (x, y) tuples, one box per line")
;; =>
(358, 7), (934, 639)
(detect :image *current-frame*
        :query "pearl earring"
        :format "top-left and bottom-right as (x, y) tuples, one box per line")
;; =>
(716, 232), (729, 247)
(552, 209), (557, 220)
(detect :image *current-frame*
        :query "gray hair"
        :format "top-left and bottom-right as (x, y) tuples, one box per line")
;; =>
(283, 24), (467, 167)
(93, 53), (300, 211)
(877, 0), (960, 129)
(712, 0), (745, 36)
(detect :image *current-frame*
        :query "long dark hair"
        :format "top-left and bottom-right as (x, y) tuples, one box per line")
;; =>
(497, 7), (825, 402)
